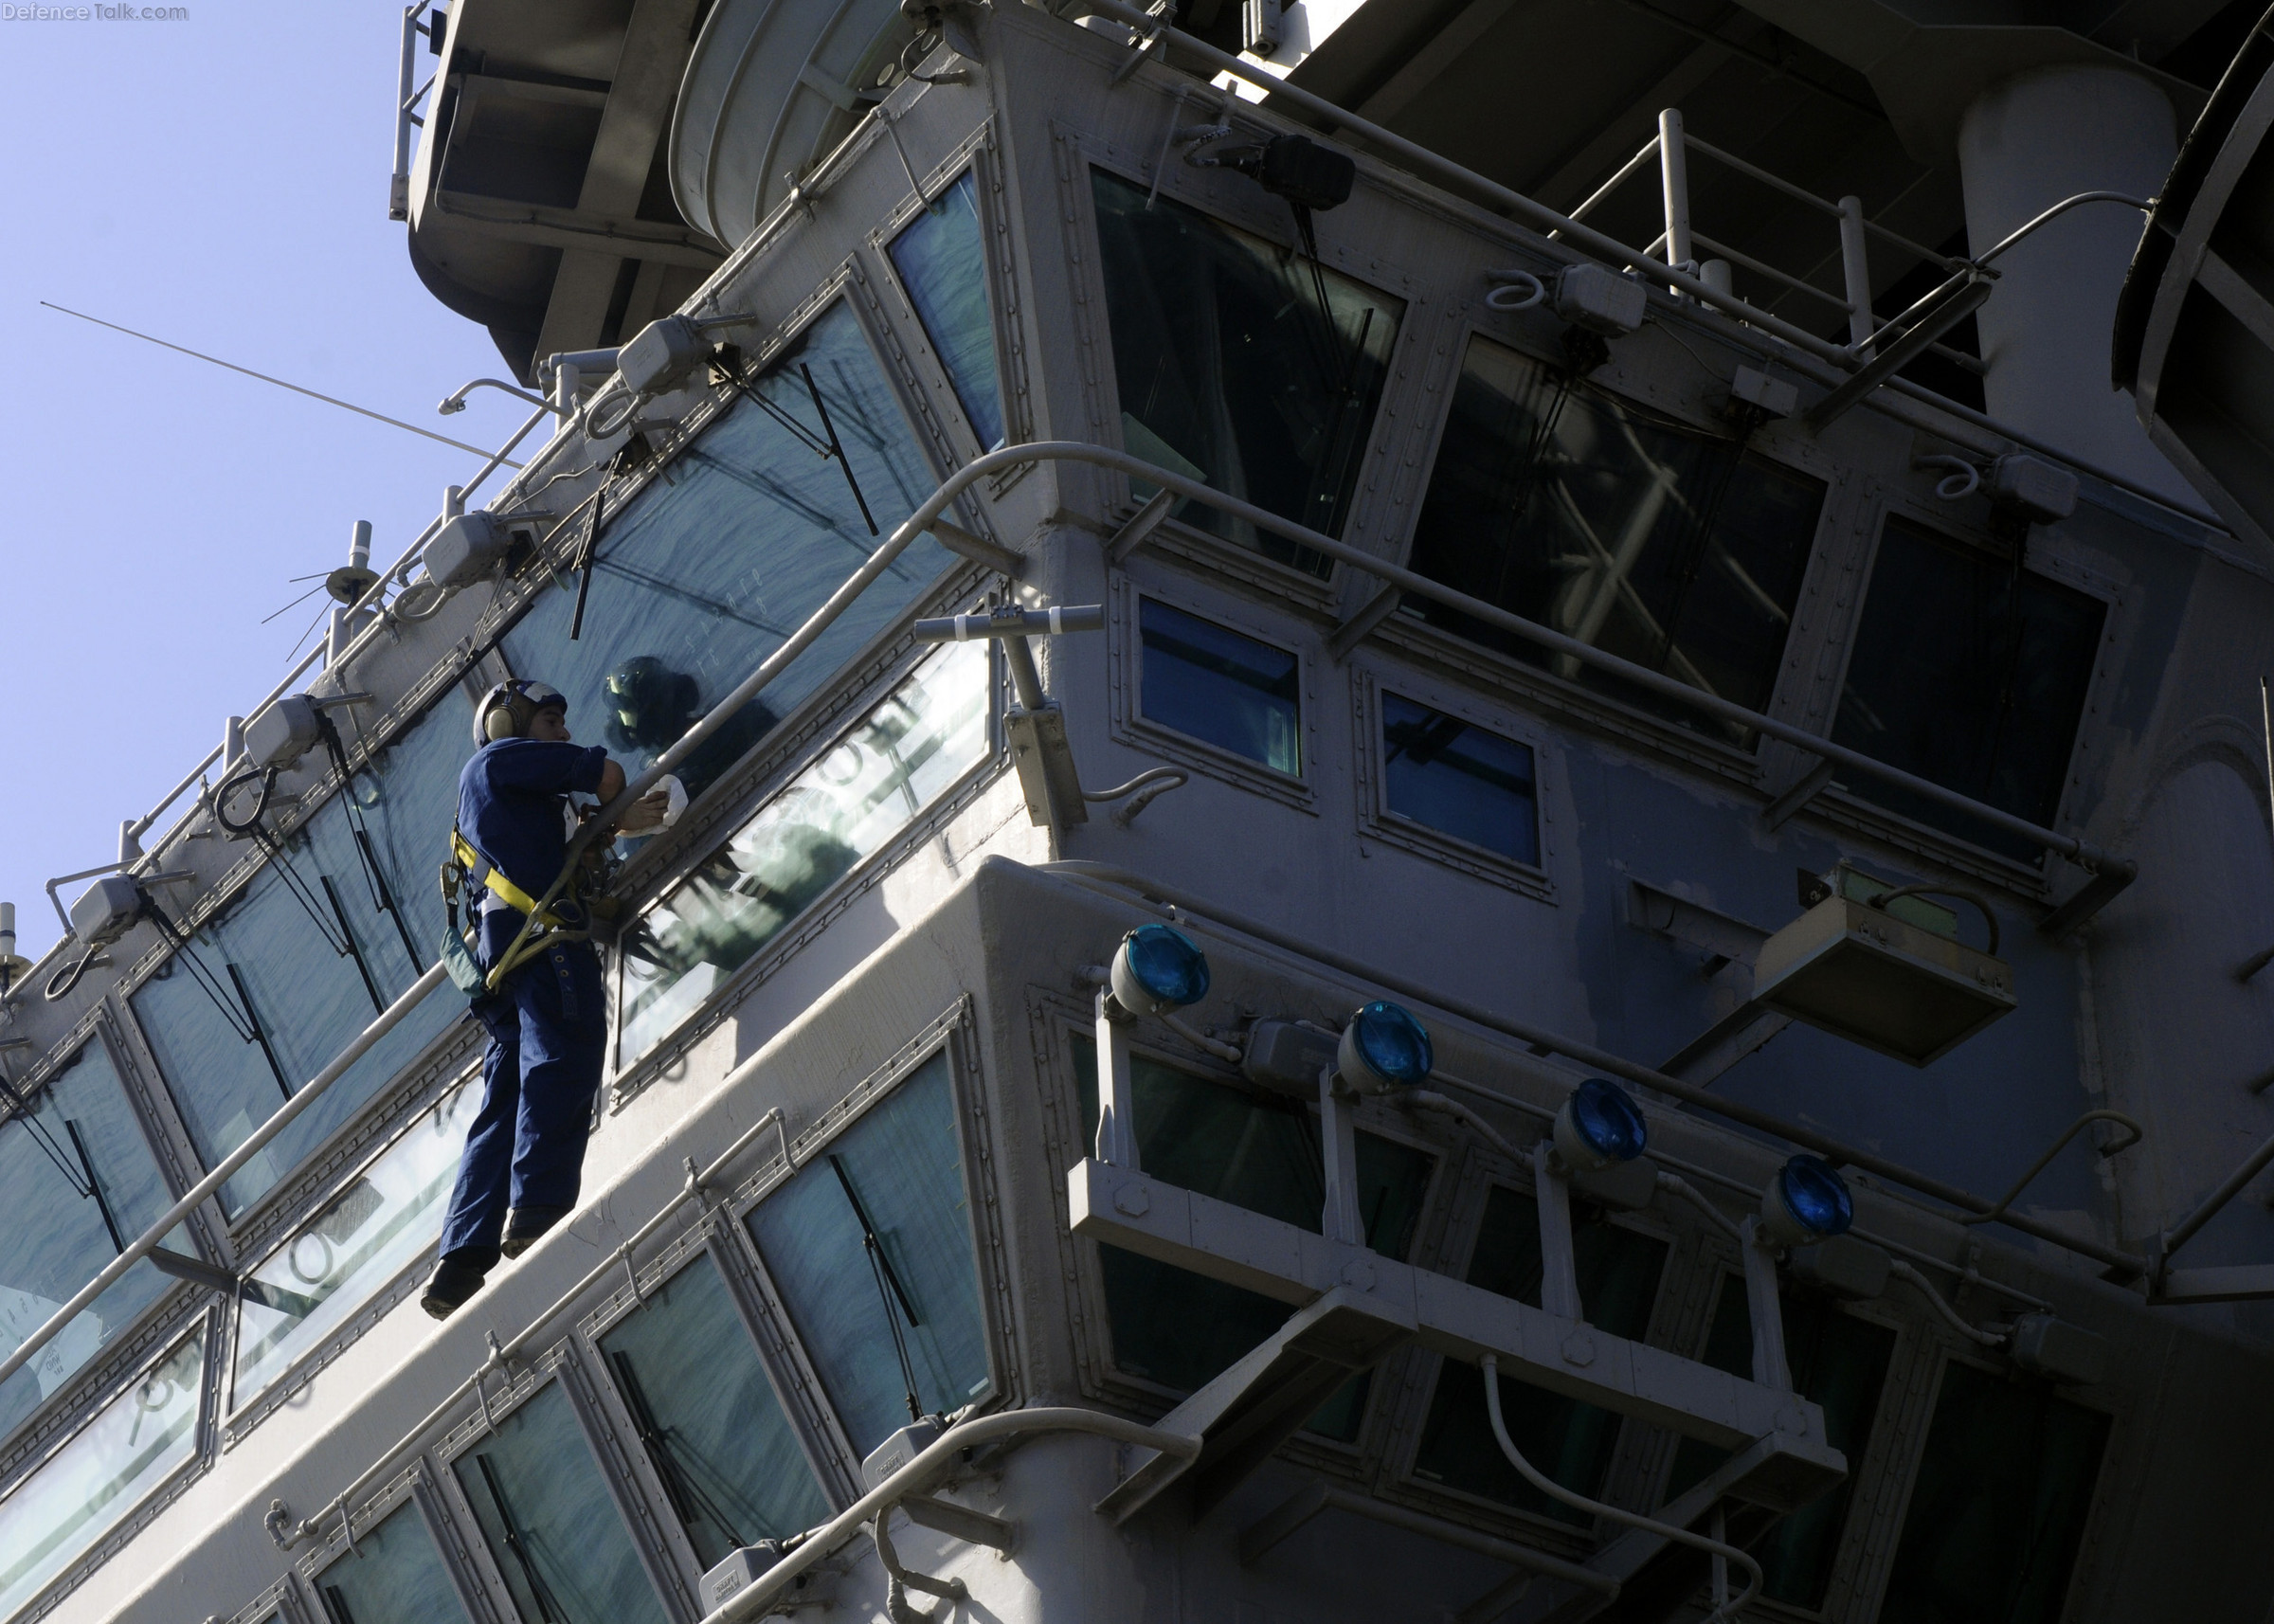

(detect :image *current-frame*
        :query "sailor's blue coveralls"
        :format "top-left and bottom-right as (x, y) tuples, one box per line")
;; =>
(438, 738), (610, 1266)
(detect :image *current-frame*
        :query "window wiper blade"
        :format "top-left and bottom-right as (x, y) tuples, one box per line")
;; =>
(226, 961), (296, 1103)
(0, 1070), (95, 1199)
(829, 1152), (926, 1422)
(607, 1347), (749, 1547)
(63, 1118), (120, 1246)
(476, 1453), (570, 1624)
(319, 875), (386, 1015)
(800, 363), (879, 536)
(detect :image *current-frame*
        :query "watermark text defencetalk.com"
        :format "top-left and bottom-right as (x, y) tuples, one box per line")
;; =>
(2, 5), (190, 18)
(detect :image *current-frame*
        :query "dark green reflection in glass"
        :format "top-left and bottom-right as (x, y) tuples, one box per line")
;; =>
(748, 1055), (990, 1455)
(1381, 692), (1539, 865)
(598, 1253), (830, 1567)
(1139, 598), (1301, 775)
(890, 172), (1003, 449)
(1881, 1361), (2109, 1624)
(1405, 332), (1822, 742)
(0, 1040), (178, 1440)
(131, 691), (471, 1215)
(1410, 1183), (1666, 1525)
(454, 1381), (668, 1624)
(501, 301), (951, 810)
(1072, 1040), (1433, 1438)
(1832, 517), (2106, 861)
(1666, 1272), (1895, 1606)
(316, 1499), (471, 1624)
(1091, 167), (1402, 575)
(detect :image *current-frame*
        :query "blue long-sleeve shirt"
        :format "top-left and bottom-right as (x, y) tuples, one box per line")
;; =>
(458, 739), (607, 962)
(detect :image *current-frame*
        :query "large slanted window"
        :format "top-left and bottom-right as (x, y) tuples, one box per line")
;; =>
(1092, 168), (1403, 576)
(1880, 1360), (2109, 1623)
(1410, 1182), (1667, 1525)
(746, 1054), (991, 1456)
(315, 1499), (473, 1624)
(597, 1252), (830, 1569)
(0, 1041), (180, 1440)
(1832, 517), (2106, 861)
(890, 171), (1005, 450)
(1405, 333), (1823, 737)
(1072, 1042), (1434, 1441)
(502, 301), (953, 808)
(615, 638), (992, 1066)
(454, 1380), (670, 1624)
(131, 692), (472, 1217)
(1665, 1273), (1895, 1607)
(0, 1329), (204, 1619)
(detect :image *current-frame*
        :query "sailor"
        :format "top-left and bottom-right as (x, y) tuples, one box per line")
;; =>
(422, 678), (669, 1319)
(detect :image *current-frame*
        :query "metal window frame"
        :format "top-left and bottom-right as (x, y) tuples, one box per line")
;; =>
(1109, 572), (1322, 812)
(298, 1463), (501, 1624)
(1348, 659), (1561, 902)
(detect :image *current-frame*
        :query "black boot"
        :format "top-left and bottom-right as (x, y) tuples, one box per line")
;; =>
(421, 1251), (495, 1319)
(501, 1205), (569, 1259)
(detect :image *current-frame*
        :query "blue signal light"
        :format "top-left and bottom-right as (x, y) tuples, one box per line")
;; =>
(1775, 1154), (1854, 1242)
(1552, 1076), (1648, 1173)
(1339, 1001), (1434, 1093)
(1110, 923), (1210, 1014)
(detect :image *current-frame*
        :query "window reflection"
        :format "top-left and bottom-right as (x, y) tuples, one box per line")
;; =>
(1405, 333), (1823, 739)
(1410, 1183), (1666, 1525)
(890, 172), (1004, 450)
(1092, 168), (1402, 575)
(501, 301), (954, 810)
(454, 1380), (669, 1624)
(1832, 518), (2106, 861)
(316, 1499), (472, 1624)
(132, 693), (473, 1216)
(617, 639), (991, 1065)
(747, 1055), (989, 1455)
(597, 1253), (830, 1567)
(0, 1329), (204, 1619)
(0, 1041), (179, 1441)
(1138, 598), (1300, 775)
(1381, 693), (1540, 867)
(233, 1078), (483, 1410)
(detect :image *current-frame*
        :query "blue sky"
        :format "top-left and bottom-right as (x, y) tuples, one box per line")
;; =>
(0, 4), (531, 964)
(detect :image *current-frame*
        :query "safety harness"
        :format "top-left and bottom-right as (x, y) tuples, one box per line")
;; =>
(440, 827), (588, 996)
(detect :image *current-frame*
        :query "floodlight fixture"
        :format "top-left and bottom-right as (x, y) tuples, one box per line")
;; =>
(1552, 1077), (1649, 1174)
(1336, 1001), (1433, 1094)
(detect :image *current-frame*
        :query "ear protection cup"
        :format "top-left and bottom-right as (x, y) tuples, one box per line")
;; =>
(472, 680), (568, 745)
(482, 697), (529, 742)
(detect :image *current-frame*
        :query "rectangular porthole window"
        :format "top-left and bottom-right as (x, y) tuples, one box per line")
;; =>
(1665, 1273), (1895, 1607)
(746, 1054), (990, 1457)
(616, 638), (992, 1067)
(500, 300), (954, 810)
(1409, 1183), (1667, 1525)
(1832, 517), (2107, 861)
(1138, 598), (1301, 776)
(1405, 332), (1824, 739)
(453, 1380), (670, 1624)
(596, 1252), (831, 1569)
(0, 1039), (184, 1443)
(315, 1499), (472, 1624)
(0, 1328), (204, 1619)
(1091, 167), (1403, 575)
(232, 1078), (483, 1413)
(1071, 1040), (1433, 1440)
(1380, 692), (1541, 868)
(1880, 1361), (2109, 1623)
(132, 692), (473, 1217)
(889, 171), (1005, 450)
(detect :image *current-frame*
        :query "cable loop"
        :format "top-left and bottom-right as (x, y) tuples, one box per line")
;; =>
(1485, 269), (1546, 311)
(1914, 454), (1981, 500)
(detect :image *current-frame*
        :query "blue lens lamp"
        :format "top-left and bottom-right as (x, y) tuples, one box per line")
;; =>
(1552, 1077), (1650, 1174)
(1336, 1001), (1435, 1093)
(1109, 923), (1211, 1017)
(1760, 1154), (1854, 1250)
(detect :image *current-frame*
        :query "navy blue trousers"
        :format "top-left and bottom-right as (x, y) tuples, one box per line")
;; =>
(438, 939), (606, 1266)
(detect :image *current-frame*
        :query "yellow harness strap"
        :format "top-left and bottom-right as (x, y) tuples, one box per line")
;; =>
(449, 829), (587, 991)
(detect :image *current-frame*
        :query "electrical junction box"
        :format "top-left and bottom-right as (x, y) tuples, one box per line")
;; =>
(70, 875), (143, 947)
(424, 512), (510, 589)
(1553, 263), (1647, 336)
(1752, 877), (2015, 1066)
(618, 315), (712, 398)
(1785, 1234), (1893, 1300)
(1242, 1019), (1340, 1092)
(1254, 135), (1355, 211)
(699, 1543), (783, 1614)
(2010, 1313), (2107, 1385)
(862, 1415), (948, 1489)
(1990, 454), (2078, 523)
(244, 694), (322, 771)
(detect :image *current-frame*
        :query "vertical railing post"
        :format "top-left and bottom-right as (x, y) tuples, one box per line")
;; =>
(1740, 1217), (1793, 1391)
(1837, 194), (1874, 355)
(1531, 1143), (1583, 1322)
(1658, 107), (1693, 287)
(1320, 1067), (1364, 1246)
(1094, 990), (1141, 1169)
(391, 5), (423, 221)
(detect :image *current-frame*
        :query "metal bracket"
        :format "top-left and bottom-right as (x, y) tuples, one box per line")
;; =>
(1804, 272), (1995, 430)
(929, 519), (1024, 577)
(1757, 755), (1835, 832)
(1656, 999), (1792, 1086)
(1004, 705), (1090, 831)
(899, 1492), (1016, 1553)
(1327, 582), (1401, 662)
(1106, 489), (1176, 564)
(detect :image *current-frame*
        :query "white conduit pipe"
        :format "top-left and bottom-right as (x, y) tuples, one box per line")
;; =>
(1887, 1259), (2007, 1346)
(1481, 1357), (1762, 1621)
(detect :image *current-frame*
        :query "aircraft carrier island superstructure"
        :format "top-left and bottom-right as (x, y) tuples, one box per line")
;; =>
(13, 1), (2274, 1620)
